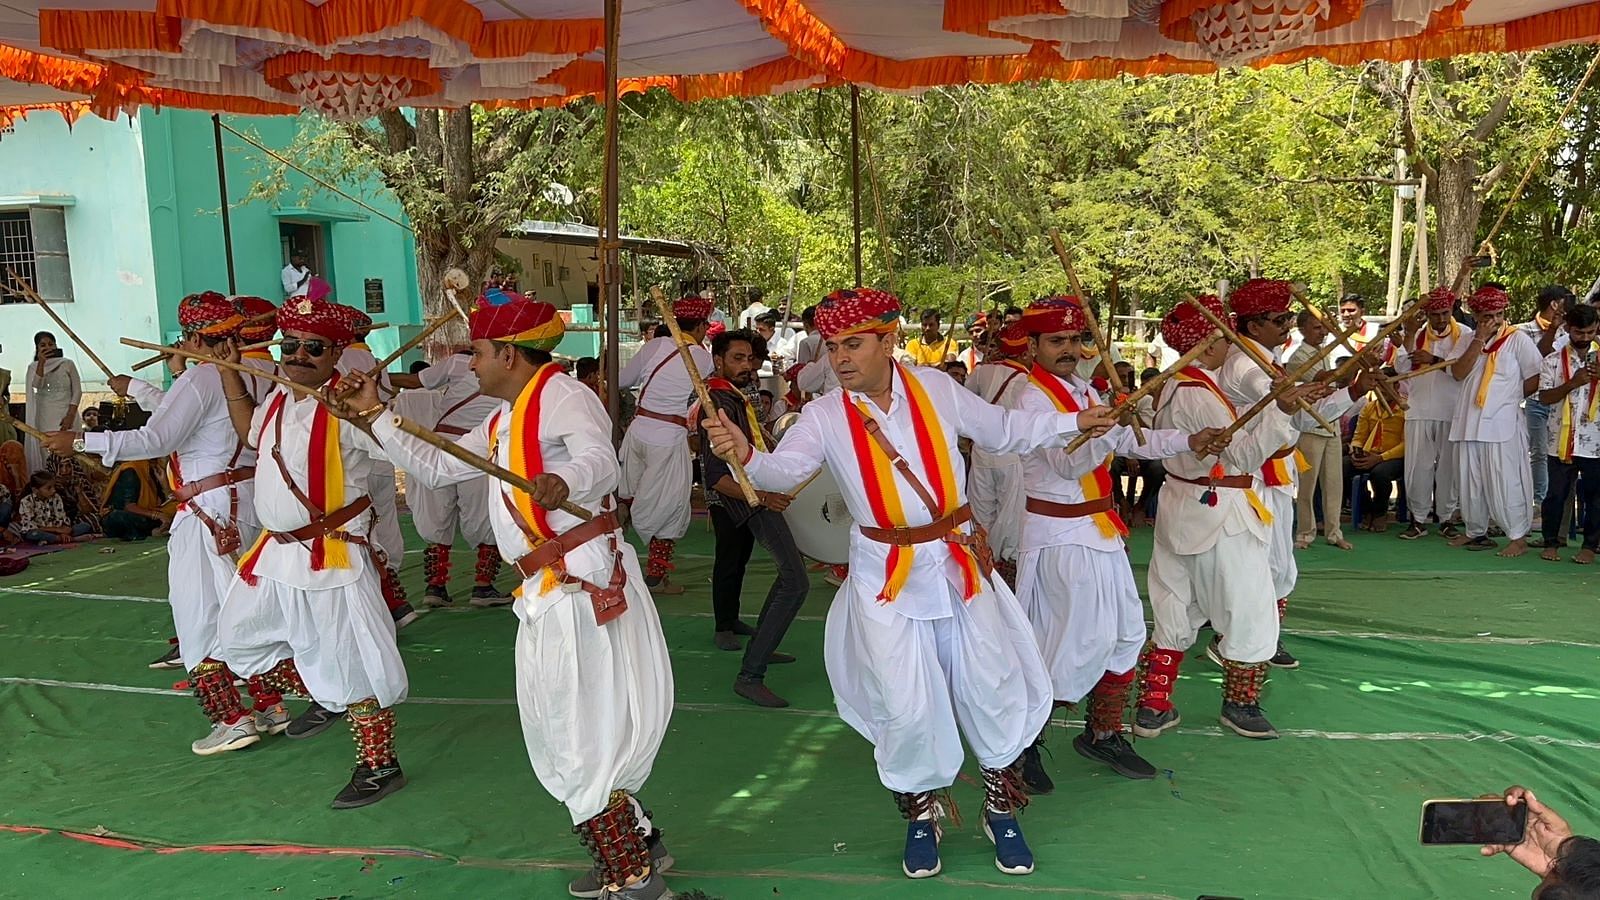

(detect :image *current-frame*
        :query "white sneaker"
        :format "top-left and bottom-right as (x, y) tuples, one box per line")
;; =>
(254, 703), (291, 736)
(191, 716), (262, 756)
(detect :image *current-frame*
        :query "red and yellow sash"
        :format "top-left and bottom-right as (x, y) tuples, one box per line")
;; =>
(706, 377), (767, 451)
(1027, 365), (1127, 539)
(238, 381), (353, 583)
(844, 365), (981, 603)
(1475, 325), (1517, 408)
(1557, 346), (1599, 462)
(1414, 320), (1460, 354)
(481, 363), (565, 592)
(1171, 367), (1273, 524)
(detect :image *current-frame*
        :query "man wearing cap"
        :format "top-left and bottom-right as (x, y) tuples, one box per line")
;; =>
(214, 296), (410, 808)
(618, 295), (715, 594)
(702, 287), (1119, 881)
(1212, 279), (1359, 670)
(1132, 297), (1333, 742)
(965, 322), (1034, 588)
(1449, 285), (1544, 557)
(44, 292), (280, 755)
(338, 293), (677, 900)
(1009, 297), (1229, 790)
(1395, 287), (1474, 539)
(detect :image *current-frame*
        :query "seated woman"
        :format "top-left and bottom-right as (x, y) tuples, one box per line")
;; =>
(99, 458), (174, 542)
(47, 453), (107, 535)
(16, 472), (99, 544)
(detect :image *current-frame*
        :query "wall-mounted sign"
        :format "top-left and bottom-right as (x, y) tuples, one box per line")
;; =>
(364, 278), (384, 313)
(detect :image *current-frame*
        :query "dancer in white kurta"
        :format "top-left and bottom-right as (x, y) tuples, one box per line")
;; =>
(1448, 285), (1544, 557)
(345, 293), (675, 900)
(702, 287), (1118, 881)
(618, 295), (714, 593)
(1215, 279), (1356, 670)
(964, 322), (1033, 588)
(1006, 297), (1222, 792)
(1132, 296), (1332, 742)
(24, 332), (81, 475)
(48, 293), (275, 755)
(215, 297), (410, 810)
(1394, 287), (1474, 539)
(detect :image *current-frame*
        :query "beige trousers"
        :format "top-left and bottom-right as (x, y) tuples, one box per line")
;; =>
(1294, 432), (1345, 543)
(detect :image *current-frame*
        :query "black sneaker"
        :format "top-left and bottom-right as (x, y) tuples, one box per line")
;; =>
(331, 762), (407, 809)
(469, 585), (513, 608)
(1072, 730), (1157, 780)
(1220, 702), (1279, 739)
(1440, 522), (1462, 540)
(1398, 523), (1426, 541)
(1269, 641), (1300, 669)
(1017, 742), (1053, 795)
(567, 831), (675, 898)
(422, 584), (453, 608)
(285, 701), (345, 740)
(391, 601), (419, 629)
(147, 640), (182, 669)
(1132, 706), (1181, 739)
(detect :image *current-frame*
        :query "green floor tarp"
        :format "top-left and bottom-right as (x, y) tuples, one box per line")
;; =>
(2, 517), (1596, 899)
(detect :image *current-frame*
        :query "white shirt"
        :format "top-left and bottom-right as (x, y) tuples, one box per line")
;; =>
(1393, 322), (1475, 423)
(1540, 344), (1600, 459)
(619, 335), (713, 445)
(794, 332), (823, 367)
(1519, 318), (1569, 356)
(1016, 370), (1190, 553)
(1449, 327), (1543, 443)
(82, 363), (257, 528)
(742, 364), (1087, 622)
(416, 351), (500, 435)
(966, 360), (1034, 471)
(1217, 338), (1354, 446)
(797, 356), (839, 395)
(1074, 342), (1124, 382)
(281, 264), (311, 298)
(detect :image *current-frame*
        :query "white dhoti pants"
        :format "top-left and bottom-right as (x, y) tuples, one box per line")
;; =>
(514, 546), (674, 824)
(1263, 485), (1297, 600)
(218, 559), (408, 712)
(1406, 420), (1460, 522)
(410, 475), (494, 547)
(1458, 438), (1534, 540)
(824, 579), (1053, 794)
(170, 510), (261, 672)
(968, 452), (1025, 562)
(367, 466), (405, 567)
(1015, 543), (1146, 704)
(619, 431), (691, 542)
(1149, 529), (1278, 665)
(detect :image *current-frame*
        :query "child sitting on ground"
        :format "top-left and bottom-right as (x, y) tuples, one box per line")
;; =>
(16, 472), (99, 545)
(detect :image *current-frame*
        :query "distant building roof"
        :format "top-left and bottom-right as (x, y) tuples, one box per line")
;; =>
(506, 221), (720, 261)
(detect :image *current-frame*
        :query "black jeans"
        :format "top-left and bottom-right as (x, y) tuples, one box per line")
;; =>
(708, 505), (811, 683)
(1543, 456), (1600, 550)
(1343, 456), (1404, 518)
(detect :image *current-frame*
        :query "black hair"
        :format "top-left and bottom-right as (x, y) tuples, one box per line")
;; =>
(922, 308), (941, 320)
(409, 360), (431, 375)
(1005, 306), (1024, 317)
(712, 328), (761, 359)
(1297, 309), (1320, 329)
(25, 471), (55, 495)
(1568, 304), (1599, 330)
(755, 311), (780, 326)
(575, 357), (600, 378)
(33, 331), (56, 347)
(945, 361), (968, 374)
(801, 306), (817, 325)
(748, 287), (764, 303)
(1541, 284), (1578, 312)
(676, 317), (706, 333)
(489, 340), (552, 366)
(1538, 836), (1600, 900)
(1340, 293), (1367, 310)
(1140, 367), (1159, 385)
(757, 389), (775, 400)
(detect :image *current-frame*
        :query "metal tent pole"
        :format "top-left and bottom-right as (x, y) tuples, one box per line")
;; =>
(212, 114), (237, 294)
(850, 85), (862, 287)
(601, 0), (623, 444)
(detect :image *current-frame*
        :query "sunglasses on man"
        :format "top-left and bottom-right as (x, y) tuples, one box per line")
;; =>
(281, 338), (333, 358)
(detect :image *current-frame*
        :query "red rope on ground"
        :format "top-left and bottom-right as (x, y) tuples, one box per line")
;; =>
(0, 824), (444, 860)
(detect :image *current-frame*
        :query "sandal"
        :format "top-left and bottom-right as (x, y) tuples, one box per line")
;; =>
(1464, 536), (1499, 551)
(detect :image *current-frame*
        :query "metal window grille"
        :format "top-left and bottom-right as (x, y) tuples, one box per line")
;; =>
(0, 212), (35, 302)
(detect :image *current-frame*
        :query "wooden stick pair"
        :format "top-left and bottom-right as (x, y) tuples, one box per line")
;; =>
(5, 268), (116, 379)
(1213, 318), (1370, 443)
(1063, 328), (1223, 453)
(119, 338), (594, 521)
(1393, 358), (1455, 382)
(130, 310), (283, 371)
(1290, 289), (1407, 410)
(12, 418), (109, 473)
(1179, 296), (1342, 436)
(1049, 229), (1144, 443)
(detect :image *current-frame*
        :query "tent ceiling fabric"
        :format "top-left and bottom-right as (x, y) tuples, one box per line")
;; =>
(0, 0), (1597, 119)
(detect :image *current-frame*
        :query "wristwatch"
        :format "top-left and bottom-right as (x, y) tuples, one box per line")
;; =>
(71, 437), (86, 453)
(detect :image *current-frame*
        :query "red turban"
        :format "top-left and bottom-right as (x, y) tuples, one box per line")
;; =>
(234, 296), (277, 342)
(1162, 295), (1225, 354)
(705, 320), (727, 339)
(1230, 279), (1293, 319)
(278, 296), (362, 345)
(1422, 287), (1457, 313)
(814, 287), (901, 340)
(1468, 286), (1510, 315)
(672, 295), (713, 320)
(470, 291), (565, 351)
(1021, 296), (1087, 335)
(177, 291), (243, 337)
(995, 323), (1030, 358)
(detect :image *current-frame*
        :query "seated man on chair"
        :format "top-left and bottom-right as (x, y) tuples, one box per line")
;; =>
(1343, 381), (1407, 533)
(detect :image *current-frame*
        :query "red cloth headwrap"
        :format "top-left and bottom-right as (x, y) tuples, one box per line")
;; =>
(1229, 279), (1293, 319)
(995, 323), (1030, 357)
(470, 292), (565, 351)
(178, 291), (243, 337)
(672, 295), (713, 320)
(814, 287), (902, 339)
(234, 296), (277, 341)
(1162, 295), (1224, 354)
(1422, 286), (1458, 313)
(1468, 286), (1510, 315)
(278, 296), (361, 345)
(1021, 296), (1087, 335)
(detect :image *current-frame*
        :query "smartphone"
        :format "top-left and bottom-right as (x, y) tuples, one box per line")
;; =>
(1420, 798), (1527, 845)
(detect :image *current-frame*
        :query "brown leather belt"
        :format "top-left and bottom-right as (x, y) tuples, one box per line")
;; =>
(436, 425), (469, 436)
(512, 511), (621, 580)
(636, 408), (688, 428)
(1170, 472), (1254, 490)
(173, 467), (255, 504)
(1268, 447), (1295, 460)
(269, 495), (373, 544)
(1025, 495), (1113, 519)
(858, 505), (973, 546)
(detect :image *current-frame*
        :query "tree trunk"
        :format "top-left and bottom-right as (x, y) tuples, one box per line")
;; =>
(1432, 156), (1483, 291)
(412, 225), (499, 358)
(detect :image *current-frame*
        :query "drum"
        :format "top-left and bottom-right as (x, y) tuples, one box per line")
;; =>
(777, 426), (853, 566)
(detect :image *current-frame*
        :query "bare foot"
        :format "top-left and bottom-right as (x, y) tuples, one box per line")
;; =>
(1328, 537), (1354, 551)
(1294, 537), (1313, 550)
(1497, 538), (1529, 559)
(1576, 549), (1596, 565)
(1542, 547), (1562, 562)
(1449, 534), (1473, 547)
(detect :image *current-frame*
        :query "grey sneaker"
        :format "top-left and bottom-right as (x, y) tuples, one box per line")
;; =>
(1132, 706), (1181, 739)
(469, 585), (514, 608)
(254, 703), (291, 736)
(606, 872), (671, 900)
(568, 834), (675, 898)
(422, 585), (453, 608)
(1220, 702), (1279, 739)
(191, 716), (261, 756)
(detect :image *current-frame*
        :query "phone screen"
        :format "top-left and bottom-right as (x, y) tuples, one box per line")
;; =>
(1420, 799), (1528, 845)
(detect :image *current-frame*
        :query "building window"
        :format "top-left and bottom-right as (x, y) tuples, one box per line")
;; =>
(0, 207), (72, 303)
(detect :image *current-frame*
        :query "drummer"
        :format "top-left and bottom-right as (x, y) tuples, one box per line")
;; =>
(696, 327), (810, 709)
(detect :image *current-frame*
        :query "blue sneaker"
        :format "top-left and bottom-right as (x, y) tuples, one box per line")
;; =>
(902, 817), (942, 879)
(984, 811), (1035, 875)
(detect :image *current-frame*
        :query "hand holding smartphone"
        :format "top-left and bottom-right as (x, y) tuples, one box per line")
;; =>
(1421, 798), (1528, 845)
